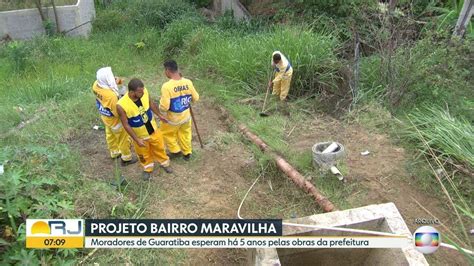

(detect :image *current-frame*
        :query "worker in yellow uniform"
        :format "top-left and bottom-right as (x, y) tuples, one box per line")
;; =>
(92, 67), (136, 166)
(117, 78), (172, 181)
(159, 60), (200, 161)
(269, 51), (293, 102)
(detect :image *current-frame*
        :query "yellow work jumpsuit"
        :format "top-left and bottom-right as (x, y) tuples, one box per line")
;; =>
(159, 78), (200, 156)
(117, 88), (169, 173)
(272, 51), (293, 101)
(92, 81), (132, 161)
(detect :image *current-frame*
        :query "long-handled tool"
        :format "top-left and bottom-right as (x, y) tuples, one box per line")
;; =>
(189, 105), (204, 148)
(259, 70), (275, 117)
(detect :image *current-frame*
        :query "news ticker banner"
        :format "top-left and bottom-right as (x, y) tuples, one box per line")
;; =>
(26, 219), (411, 249)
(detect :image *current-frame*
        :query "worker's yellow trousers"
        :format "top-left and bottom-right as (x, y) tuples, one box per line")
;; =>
(133, 130), (170, 173)
(105, 124), (132, 161)
(272, 73), (293, 101)
(160, 119), (193, 156)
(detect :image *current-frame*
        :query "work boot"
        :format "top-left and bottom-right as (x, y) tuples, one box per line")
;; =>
(121, 157), (138, 166)
(183, 153), (191, 161)
(168, 151), (182, 159)
(142, 171), (152, 181)
(161, 165), (173, 174)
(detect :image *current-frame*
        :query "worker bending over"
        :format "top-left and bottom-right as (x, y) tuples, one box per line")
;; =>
(159, 60), (200, 161)
(269, 51), (293, 101)
(92, 67), (136, 166)
(117, 78), (171, 181)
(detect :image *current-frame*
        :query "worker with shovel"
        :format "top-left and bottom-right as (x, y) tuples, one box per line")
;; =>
(263, 51), (293, 115)
(159, 60), (200, 161)
(117, 78), (172, 181)
(92, 67), (136, 166)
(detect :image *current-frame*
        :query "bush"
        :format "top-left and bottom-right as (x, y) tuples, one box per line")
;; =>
(289, 0), (376, 18)
(1, 37), (77, 75)
(3, 41), (31, 73)
(161, 16), (204, 57)
(358, 38), (474, 119)
(129, 0), (194, 29)
(214, 11), (268, 35)
(0, 145), (79, 265)
(93, 0), (196, 31)
(188, 25), (341, 97)
(93, 8), (129, 32)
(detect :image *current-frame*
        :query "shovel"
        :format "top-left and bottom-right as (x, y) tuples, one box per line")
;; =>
(260, 70), (275, 117)
(190, 105), (204, 149)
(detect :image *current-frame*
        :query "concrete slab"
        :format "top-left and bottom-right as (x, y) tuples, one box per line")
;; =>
(249, 203), (428, 266)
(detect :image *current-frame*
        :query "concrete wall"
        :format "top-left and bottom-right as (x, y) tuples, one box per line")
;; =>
(213, 0), (250, 21)
(0, 0), (95, 40)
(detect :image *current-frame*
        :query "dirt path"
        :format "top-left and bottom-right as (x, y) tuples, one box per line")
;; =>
(73, 99), (257, 264)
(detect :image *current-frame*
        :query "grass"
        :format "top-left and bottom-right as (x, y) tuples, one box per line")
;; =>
(206, 131), (241, 151)
(0, 30), (165, 133)
(402, 106), (473, 246)
(404, 106), (474, 168)
(185, 25), (341, 98)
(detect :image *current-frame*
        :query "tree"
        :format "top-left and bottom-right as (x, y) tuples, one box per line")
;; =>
(34, 0), (46, 23)
(34, 0), (61, 34)
(51, 0), (61, 33)
(453, 0), (474, 38)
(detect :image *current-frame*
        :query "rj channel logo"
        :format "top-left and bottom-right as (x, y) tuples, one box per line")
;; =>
(26, 219), (84, 248)
(414, 226), (440, 254)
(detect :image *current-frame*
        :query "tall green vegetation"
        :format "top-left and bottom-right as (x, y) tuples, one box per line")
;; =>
(187, 25), (341, 97)
(93, 0), (194, 31)
(404, 106), (473, 168)
(161, 16), (204, 57)
(358, 38), (473, 119)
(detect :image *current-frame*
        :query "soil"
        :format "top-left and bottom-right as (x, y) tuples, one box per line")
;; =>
(73, 99), (256, 265)
(71, 98), (470, 265)
(289, 114), (471, 265)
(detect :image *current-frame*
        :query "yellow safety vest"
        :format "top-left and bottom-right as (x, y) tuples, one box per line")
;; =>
(117, 88), (158, 139)
(159, 78), (199, 125)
